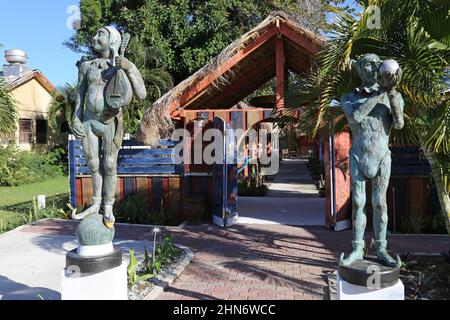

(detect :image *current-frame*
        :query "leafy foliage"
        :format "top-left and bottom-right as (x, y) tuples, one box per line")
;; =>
(67, 0), (336, 81)
(115, 195), (171, 225)
(0, 143), (64, 186)
(284, 0), (450, 233)
(127, 234), (182, 288)
(48, 84), (77, 133)
(0, 77), (17, 136)
(238, 164), (269, 196)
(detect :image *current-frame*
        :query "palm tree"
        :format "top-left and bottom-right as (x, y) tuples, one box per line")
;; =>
(0, 44), (17, 136)
(285, 0), (450, 234)
(122, 36), (173, 133)
(48, 83), (77, 132)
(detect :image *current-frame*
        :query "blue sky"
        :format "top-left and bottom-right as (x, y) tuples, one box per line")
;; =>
(0, 1), (82, 87)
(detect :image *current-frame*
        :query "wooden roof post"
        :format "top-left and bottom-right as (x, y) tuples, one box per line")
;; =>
(276, 19), (285, 112)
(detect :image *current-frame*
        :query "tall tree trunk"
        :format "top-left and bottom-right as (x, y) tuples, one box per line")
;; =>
(423, 148), (450, 235)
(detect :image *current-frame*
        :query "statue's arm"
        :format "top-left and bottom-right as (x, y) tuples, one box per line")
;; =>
(72, 62), (88, 139)
(351, 91), (384, 123)
(388, 89), (404, 129)
(341, 95), (358, 124)
(124, 61), (147, 101)
(341, 93), (381, 124)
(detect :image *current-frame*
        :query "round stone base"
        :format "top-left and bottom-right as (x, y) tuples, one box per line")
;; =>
(76, 214), (115, 246)
(338, 256), (400, 288)
(77, 242), (114, 257)
(66, 246), (122, 275)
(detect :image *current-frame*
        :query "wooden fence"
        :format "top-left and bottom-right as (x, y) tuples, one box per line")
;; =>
(68, 136), (203, 222)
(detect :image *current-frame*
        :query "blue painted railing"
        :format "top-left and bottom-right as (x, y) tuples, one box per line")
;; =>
(68, 135), (183, 207)
(69, 136), (183, 176)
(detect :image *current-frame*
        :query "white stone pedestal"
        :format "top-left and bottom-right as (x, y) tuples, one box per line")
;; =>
(61, 262), (128, 300)
(337, 273), (404, 300)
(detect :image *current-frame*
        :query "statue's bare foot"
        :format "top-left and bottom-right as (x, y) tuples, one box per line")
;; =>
(375, 240), (399, 267)
(71, 203), (100, 220)
(103, 205), (115, 229)
(339, 240), (365, 267)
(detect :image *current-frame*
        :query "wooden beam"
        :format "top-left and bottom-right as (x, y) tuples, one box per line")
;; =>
(201, 57), (275, 108)
(276, 36), (285, 111)
(167, 27), (279, 114)
(225, 70), (275, 108)
(285, 52), (311, 73)
(280, 24), (319, 55)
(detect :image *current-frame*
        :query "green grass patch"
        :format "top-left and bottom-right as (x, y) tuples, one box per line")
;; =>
(0, 175), (70, 234)
(0, 176), (69, 207)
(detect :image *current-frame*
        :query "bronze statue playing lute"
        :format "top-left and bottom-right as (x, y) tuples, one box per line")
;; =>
(104, 32), (132, 120)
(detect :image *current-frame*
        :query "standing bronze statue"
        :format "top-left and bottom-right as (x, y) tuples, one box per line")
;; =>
(71, 26), (146, 229)
(339, 53), (404, 267)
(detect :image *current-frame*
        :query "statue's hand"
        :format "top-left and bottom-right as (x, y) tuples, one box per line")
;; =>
(115, 56), (132, 71)
(72, 118), (86, 140)
(380, 72), (398, 92)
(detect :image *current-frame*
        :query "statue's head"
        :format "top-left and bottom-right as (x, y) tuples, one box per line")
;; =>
(93, 26), (122, 58)
(352, 53), (381, 85)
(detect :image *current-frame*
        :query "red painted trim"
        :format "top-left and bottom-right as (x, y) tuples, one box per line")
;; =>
(280, 24), (320, 55)
(168, 28), (279, 115)
(182, 108), (272, 113)
(118, 178), (124, 202)
(201, 57), (275, 109)
(147, 177), (153, 211)
(76, 178), (83, 208)
(180, 176), (185, 204)
(163, 178), (169, 206)
(276, 37), (285, 110)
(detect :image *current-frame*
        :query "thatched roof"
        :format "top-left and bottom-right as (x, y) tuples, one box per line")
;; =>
(135, 10), (323, 147)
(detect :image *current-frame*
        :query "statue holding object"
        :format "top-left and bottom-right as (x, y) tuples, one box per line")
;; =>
(339, 53), (404, 268)
(71, 26), (147, 229)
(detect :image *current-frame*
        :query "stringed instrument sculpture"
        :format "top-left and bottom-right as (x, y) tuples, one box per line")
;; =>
(105, 32), (133, 111)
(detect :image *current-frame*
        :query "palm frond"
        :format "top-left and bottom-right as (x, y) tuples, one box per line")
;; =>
(0, 78), (17, 135)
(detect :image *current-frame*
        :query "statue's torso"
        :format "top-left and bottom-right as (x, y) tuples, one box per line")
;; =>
(346, 91), (392, 178)
(84, 59), (116, 121)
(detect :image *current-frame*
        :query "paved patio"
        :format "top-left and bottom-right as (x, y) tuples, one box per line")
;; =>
(239, 159), (325, 226)
(2, 219), (448, 300)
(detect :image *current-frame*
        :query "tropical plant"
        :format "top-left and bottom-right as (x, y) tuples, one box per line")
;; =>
(0, 73), (17, 136)
(238, 164), (269, 196)
(410, 272), (435, 300)
(48, 84), (77, 133)
(66, 0), (345, 81)
(0, 142), (63, 186)
(127, 248), (155, 288)
(284, 0), (450, 234)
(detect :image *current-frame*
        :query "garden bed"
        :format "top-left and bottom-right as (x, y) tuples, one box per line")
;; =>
(128, 245), (193, 300)
(400, 254), (450, 300)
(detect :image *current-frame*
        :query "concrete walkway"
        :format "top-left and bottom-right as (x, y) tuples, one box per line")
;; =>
(238, 159), (325, 226)
(266, 159), (320, 198)
(1, 219), (448, 300)
(0, 220), (153, 300)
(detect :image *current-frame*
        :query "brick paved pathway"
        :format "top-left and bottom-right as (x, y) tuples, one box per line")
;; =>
(19, 220), (450, 300)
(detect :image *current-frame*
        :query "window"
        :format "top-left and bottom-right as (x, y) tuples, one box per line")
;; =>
(19, 119), (33, 144)
(36, 119), (48, 144)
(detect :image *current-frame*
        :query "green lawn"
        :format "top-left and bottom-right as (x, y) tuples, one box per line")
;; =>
(0, 175), (69, 231)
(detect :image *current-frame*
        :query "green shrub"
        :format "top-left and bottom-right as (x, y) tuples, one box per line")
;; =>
(238, 166), (269, 197)
(0, 143), (63, 186)
(115, 195), (170, 225)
